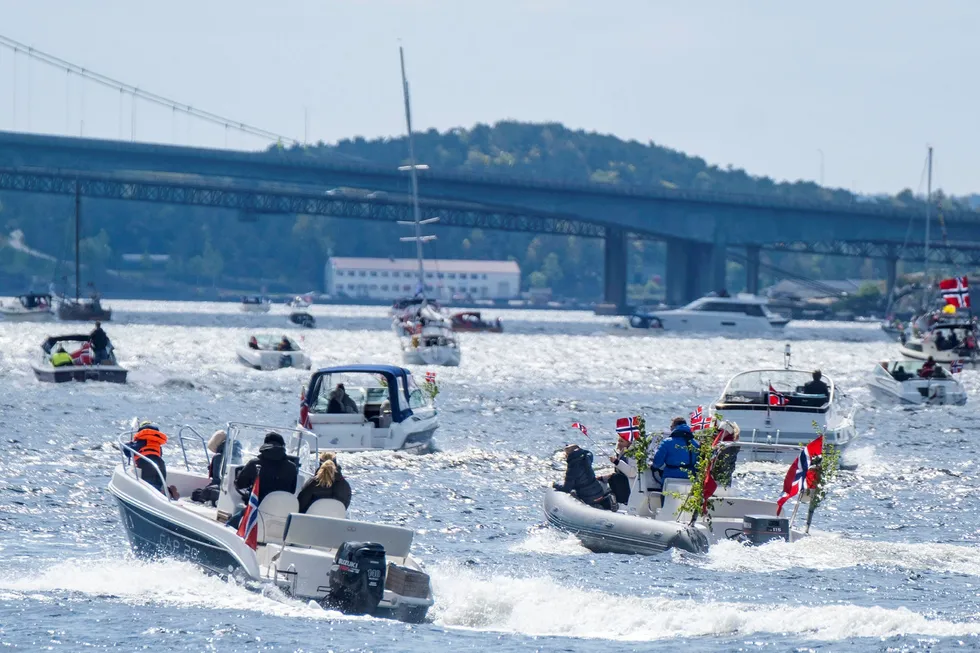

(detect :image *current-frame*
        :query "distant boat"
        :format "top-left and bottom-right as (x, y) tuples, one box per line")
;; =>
(627, 294), (789, 333)
(57, 188), (111, 322)
(240, 296), (271, 313)
(0, 292), (55, 322)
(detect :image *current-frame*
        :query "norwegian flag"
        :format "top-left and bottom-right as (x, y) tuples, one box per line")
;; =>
(615, 416), (641, 441)
(939, 276), (971, 309)
(689, 405), (711, 431)
(768, 383), (790, 406)
(775, 435), (823, 516)
(570, 422), (589, 437)
(299, 386), (312, 430)
(70, 342), (93, 365)
(425, 371), (436, 384)
(951, 360), (964, 374)
(236, 477), (261, 550)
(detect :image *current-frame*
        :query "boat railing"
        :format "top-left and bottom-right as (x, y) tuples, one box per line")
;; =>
(714, 439), (807, 455)
(177, 425), (210, 472)
(225, 421), (320, 460)
(742, 427), (843, 446)
(116, 433), (169, 498)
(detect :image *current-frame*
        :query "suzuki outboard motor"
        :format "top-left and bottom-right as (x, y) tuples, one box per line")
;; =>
(327, 541), (387, 615)
(740, 514), (790, 545)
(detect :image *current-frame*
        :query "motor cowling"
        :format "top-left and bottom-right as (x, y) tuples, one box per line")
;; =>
(327, 541), (387, 615)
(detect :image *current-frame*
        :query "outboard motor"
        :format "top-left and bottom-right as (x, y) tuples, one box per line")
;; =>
(740, 514), (790, 545)
(327, 541), (387, 615)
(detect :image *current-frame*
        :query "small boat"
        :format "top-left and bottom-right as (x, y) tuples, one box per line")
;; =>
(710, 346), (855, 462)
(899, 313), (979, 369)
(545, 442), (810, 555)
(627, 294), (789, 333)
(0, 293), (55, 321)
(288, 293), (314, 309)
(31, 334), (127, 383)
(240, 296), (271, 313)
(869, 359), (967, 405)
(301, 364), (438, 452)
(451, 311), (502, 333)
(58, 292), (112, 322)
(108, 422), (433, 622)
(396, 309), (462, 367)
(288, 311), (316, 329)
(237, 335), (312, 371)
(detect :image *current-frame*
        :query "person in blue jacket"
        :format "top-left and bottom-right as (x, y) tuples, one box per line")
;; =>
(651, 417), (700, 489)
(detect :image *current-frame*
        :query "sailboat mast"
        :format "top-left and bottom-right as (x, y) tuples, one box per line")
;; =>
(74, 182), (81, 302)
(399, 47), (426, 300)
(924, 146), (932, 280)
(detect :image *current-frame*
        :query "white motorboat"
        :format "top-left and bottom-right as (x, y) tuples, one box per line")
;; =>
(869, 359), (967, 406)
(899, 314), (979, 369)
(240, 296), (271, 313)
(710, 349), (854, 462)
(626, 294), (790, 333)
(237, 335), (312, 371)
(31, 334), (127, 383)
(108, 422), (433, 622)
(0, 293), (55, 321)
(301, 364), (438, 452)
(545, 442), (811, 555)
(288, 293), (314, 309)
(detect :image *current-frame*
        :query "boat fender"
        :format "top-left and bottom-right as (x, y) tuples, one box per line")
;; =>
(326, 541), (387, 615)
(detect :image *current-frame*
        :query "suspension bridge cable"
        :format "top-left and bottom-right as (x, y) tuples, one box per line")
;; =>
(0, 33), (300, 146)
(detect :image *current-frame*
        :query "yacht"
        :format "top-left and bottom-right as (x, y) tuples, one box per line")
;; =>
(108, 422), (433, 622)
(627, 295), (789, 333)
(237, 334), (312, 371)
(300, 364), (438, 452)
(710, 348), (855, 462)
(899, 314), (979, 369)
(31, 334), (127, 383)
(869, 359), (967, 406)
(450, 311), (503, 333)
(0, 293), (55, 321)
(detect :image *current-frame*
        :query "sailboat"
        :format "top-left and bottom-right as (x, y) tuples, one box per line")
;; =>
(896, 147), (979, 368)
(58, 186), (112, 322)
(391, 47), (461, 368)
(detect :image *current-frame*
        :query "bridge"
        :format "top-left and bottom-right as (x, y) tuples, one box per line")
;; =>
(1, 35), (977, 310)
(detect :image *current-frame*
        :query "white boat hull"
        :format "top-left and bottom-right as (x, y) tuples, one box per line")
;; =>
(868, 376), (967, 406)
(0, 308), (54, 322)
(307, 410), (438, 453)
(237, 347), (312, 371)
(401, 345), (461, 367)
(240, 304), (271, 313)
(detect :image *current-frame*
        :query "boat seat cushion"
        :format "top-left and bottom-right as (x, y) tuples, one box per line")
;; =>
(283, 514), (413, 558)
(306, 498), (347, 519)
(257, 491), (299, 544)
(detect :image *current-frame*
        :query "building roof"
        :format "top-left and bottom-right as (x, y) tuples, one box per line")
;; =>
(328, 257), (520, 274)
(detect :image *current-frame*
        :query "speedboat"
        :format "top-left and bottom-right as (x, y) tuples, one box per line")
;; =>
(544, 442), (810, 555)
(626, 294), (789, 333)
(107, 422), (433, 622)
(0, 293), (55, 321)
(301, 364), (438, 452)
(240, 296), (271, 313)
(899, 314), (979, 369)
(31, 335), (127, 383)
(237, 335), (312, 371)
(869, 359), (967, 406)
(450, 311), (502, 333)
(288, 311), (316, 329)
(710, 349), (854, 462)
(395, 305), (461, 367)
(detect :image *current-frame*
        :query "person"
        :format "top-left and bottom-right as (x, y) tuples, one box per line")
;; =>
(228, 432), (299, 528)
(918, 356), (937, 378)
(803, 370), (830, 396)
(553, 444), (615, 511)
(949, 332), (960, 349)
(892, 365), (911, 382)
(90, 321), (110, 363)
(297, 452), (352, 513)
(207, 429), (228, 485)
(126, 421), (169, 492)
(327, 384), (359, 414)
(967, 332), (978, 351)
(602, 437), (632, 505)
(711, 421), (740, 488)
(935, 332), (948, 351)
(248, 336), (259, 350)
(276, 336), (292, 352)
(50, 344), (73, 367)
(651, 417), (699, 490)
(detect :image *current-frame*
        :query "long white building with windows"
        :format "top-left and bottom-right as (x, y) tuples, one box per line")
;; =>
(325, 257), (521, 301)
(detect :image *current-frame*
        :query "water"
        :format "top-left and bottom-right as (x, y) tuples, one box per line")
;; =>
(2, 301), (979, 651)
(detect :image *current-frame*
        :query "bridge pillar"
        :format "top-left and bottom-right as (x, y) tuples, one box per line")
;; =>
(603, 226), (628, 313)
(666, 239), (702, 305)
(745, 246), (761, 295)
(707, 241), (728, 296)
(885, 256), (898, 307)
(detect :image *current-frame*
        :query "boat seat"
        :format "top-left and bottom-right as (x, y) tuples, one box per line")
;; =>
(306, 498), (347, 519)
(257, 491), (299, 544)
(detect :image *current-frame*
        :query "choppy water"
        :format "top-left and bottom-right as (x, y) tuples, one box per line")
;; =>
(2, 301), (980, 651)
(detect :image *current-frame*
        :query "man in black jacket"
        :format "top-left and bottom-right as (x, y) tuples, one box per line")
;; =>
(90, 321), (110, 363)
(554, 444), (615, 511)
(227, 432), (299, 527)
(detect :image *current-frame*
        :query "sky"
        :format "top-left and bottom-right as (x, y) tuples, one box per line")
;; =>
(0, 1), (976, 196)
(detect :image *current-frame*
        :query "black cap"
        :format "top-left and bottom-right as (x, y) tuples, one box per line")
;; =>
(264, 432), (285, 446)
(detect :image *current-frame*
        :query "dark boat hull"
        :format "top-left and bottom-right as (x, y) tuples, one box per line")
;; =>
(58, 304), (112, 322)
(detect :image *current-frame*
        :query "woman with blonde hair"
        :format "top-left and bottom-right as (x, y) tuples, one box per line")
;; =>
(298, 451), (352, 513)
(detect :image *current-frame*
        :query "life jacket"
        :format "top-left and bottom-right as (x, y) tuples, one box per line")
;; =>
(51, 351), (73, 367)
(134, 427), (168, 459)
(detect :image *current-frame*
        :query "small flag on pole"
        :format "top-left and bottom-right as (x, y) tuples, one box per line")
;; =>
(425, 371), (436, 384)
(951, 360), (964, 374)
(570, 422), (589, 437)
(689, 405), (711, 431)
(768, 383), (789, 406)
(615, 416), (641, 441)
(775, 435), (823, 516)
(236, 477), (261, 550)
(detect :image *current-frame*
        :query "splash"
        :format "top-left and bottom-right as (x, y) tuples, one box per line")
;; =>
(509, 527), (589, 556)
(428, 565), (980, 641)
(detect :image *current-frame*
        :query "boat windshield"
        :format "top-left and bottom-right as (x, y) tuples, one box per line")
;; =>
(880, 360), (951, 379)
(251, 334), (299, 350)
(720, 370), (832, 407)
(309, 372), (390, 414)
(224, 423), (318, 477)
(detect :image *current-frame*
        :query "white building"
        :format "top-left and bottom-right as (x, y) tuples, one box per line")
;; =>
(325, 257), (521, 301)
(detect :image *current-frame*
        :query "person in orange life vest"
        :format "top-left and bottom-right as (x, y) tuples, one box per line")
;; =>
(126, 421), (169, 491)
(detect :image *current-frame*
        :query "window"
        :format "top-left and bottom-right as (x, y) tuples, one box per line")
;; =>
(381, 284), (389, 291)
(426, 272), (433, 279)
(347, 284), (355, 290)
(448, 273), (456, 279)
(449, 286), (456, 293)
(370, 284), (378, 290)
(470, 286), (478, 293)
(359, 271), (366, 277)
(370, 271), (378, 277)
(437, 273), (445, 279)
(392, 271), (399, 278)
(403, 285), (411, 292)
(482, 274), (488, 280)
(382, 271), (389, 277)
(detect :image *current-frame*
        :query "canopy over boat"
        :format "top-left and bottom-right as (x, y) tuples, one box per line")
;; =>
(40, 334), (92, 355)
(17, 293), (52, 308)
(716, 369), (833, 411)
(304, 364), (422, 424)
